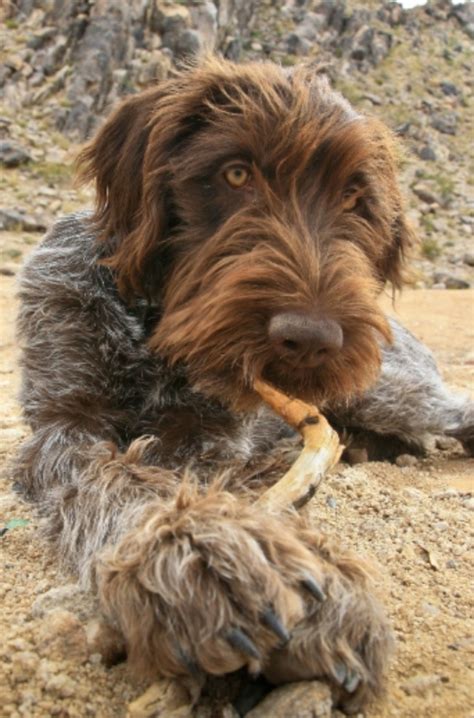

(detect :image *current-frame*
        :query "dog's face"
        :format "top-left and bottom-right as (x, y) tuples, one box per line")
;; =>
(79, 57), (413, 409)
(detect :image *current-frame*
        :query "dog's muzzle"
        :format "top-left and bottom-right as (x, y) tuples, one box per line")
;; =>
(268, 312), (343, 369)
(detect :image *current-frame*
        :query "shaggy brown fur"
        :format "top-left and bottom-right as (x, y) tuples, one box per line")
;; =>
(14, 56), (420, 714)
(78, 58), (411, 410)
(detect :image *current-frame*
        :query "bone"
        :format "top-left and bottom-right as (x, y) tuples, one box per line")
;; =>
(253, 379), (342, 511)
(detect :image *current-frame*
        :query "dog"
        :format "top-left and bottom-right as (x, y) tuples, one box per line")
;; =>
(14, 57), (473, 714)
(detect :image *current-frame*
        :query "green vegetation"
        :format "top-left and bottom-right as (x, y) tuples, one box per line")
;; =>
(420, 236), (441, 261)
(430, 174), (455, 203)
(0, 247), (23, 260)
(420, 213), (435, 233)
(280, 55), (298, 67)
(333, 79), (363, 106)
(22, 235), (37, 245)
(28, 161), (72, 185)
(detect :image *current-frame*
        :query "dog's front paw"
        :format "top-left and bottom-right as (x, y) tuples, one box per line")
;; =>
(265, 528), (393, 713)
(98, 488), (392, 713)
(97, 488), (328, 678)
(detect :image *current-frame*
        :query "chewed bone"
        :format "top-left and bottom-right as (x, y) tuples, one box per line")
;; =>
(254, 379), (342, 511)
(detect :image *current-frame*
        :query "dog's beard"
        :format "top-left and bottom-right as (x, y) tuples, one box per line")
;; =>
(149, 220), (391, 411)
(261, 325), (385, 409)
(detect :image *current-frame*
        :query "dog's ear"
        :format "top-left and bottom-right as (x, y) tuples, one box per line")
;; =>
(77, 79), (196, 300)
(77, 87), (164, 245)
(380, 211), (415, 289)
(366, 121), (415, 291)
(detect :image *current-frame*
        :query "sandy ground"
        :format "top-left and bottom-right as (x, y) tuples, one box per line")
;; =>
(0, 270), (473, 717)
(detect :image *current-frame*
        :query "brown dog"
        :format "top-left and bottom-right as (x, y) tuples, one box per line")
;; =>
(80, 57), (411, 410)
(15, 56), (420, 713)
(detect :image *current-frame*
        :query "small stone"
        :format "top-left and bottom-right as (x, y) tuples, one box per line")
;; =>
(463, 497), (474, 511)
(448, 636), (474, 652)
(403, 487), (424, 500)
(36, 658), (60, 686)
(395, 454), (418, 468)
(412, 184), (440, 205)
(8, 639), (34, 652)
(153, 4), (190, 34)
(445, 276), (470, 289)
(31, 583), (94, 620)
(88, 652), (102, 665)
(463, 252), (474, 267)
(362, 92), (382, 105)
(433, 271), (448, 284)
(0, 689), (16, 707)
(431, 112), (458, 135)
(27, 26), (57, 50)
(402, 674), (442, 696)
(440, 81), (459, 96)
(0, 208), (46, 233)
(34, 578), (51, 595)
(421, 602), (439, 617)
(175, 29), (202, 57)
(418, 144), (437, 162)
(36, 609), (88, 664)
(246, 681), (332, 718)
(44, 674), (77, 699)
(435, 436), (459, 451)
(11, 652), (40, 683)
(18, 687), (39, 713)
(287, 32), (311, 56)
(395, 121), (411, 136)
(0, 141), (32, 168)
(433, 488), (459, 499)
(326, 496), (337, 509)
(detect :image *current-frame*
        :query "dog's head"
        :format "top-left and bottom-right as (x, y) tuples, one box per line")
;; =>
(78, 57), (413, 409)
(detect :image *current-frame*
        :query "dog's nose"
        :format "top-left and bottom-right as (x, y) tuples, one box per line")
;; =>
(268, 312), (343, 368)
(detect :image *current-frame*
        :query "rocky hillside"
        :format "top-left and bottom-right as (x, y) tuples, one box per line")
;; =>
(1, 0), (473, 287)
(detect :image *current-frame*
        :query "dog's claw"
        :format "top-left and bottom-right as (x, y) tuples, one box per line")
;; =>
(333, 662), (360, 693)
(176, 644), (200, 675)
(227, 628), (261, 660)
(301, 575), (326, 602)
(344, 670), (361, 693)
(334, 661), (347, 686)
(261, 608), (290, 645)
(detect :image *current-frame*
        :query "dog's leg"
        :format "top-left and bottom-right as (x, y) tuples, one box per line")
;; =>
(13, 428), (180, 585)
(331, 318), (474, 456)
(98, 488), (392, 709)
(15, 426), (391, 711)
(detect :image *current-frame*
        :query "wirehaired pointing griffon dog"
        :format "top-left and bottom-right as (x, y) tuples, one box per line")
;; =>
(14, 57), (473, 713)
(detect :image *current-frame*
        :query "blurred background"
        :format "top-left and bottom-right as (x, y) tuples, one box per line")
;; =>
(0, 0), (473, 290)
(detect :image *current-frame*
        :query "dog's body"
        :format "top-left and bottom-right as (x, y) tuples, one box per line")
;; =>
(14, 58), (473, 713)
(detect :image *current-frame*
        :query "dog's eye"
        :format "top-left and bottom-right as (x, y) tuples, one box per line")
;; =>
(224, 165), (251, 189)
(342, 187), (363, 212)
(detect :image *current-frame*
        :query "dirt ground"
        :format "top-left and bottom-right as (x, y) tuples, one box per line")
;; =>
(0, 267), (473, 717)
